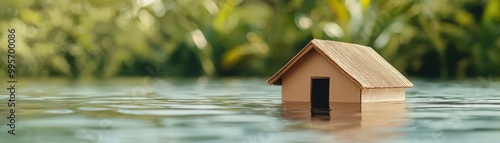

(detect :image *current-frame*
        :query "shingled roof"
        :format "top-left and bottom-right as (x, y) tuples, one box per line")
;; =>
(267, 39), (413, 89)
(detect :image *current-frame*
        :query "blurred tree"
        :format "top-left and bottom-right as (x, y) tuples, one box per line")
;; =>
(0, 0), (499, 79)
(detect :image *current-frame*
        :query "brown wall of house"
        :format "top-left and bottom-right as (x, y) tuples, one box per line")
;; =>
(282, 48), (361, 102)
(361, 88), (405, 102)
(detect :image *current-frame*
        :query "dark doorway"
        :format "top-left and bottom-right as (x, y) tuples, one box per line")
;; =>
(311, 77), (330, 112)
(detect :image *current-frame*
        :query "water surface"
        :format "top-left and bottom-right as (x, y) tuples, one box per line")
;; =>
(1, 78), (500, 143)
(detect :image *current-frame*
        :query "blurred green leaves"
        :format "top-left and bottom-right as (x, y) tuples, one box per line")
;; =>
(0, 0), (499, 79)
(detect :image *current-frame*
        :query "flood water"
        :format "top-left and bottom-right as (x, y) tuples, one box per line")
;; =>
(1, 77), (500, 143)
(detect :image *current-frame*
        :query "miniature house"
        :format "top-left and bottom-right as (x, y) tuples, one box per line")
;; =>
(268, 39), (413, 107)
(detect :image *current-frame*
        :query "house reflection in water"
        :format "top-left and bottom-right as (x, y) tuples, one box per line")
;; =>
(282, 102), (407, 142)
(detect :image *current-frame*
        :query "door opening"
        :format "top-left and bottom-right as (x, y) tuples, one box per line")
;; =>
(311, 77), (330, 112)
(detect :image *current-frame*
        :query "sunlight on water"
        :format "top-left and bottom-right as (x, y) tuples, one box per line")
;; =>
(0, 78), (499, 143)
(45, 109), (74, 114)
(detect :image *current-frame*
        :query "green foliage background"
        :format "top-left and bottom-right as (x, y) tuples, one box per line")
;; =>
(0, 0), (499, 79)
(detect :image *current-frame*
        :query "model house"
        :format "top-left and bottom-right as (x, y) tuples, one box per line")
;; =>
(268, 39), (413, 108)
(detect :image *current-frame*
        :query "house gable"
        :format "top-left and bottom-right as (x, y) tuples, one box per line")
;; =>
(282, 48), (361, 102)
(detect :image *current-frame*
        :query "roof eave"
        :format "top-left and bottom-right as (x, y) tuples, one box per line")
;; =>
(363, 85), (414, 89)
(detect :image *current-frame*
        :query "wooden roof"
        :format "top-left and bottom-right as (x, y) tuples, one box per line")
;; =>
(267, 39), (413, 89)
